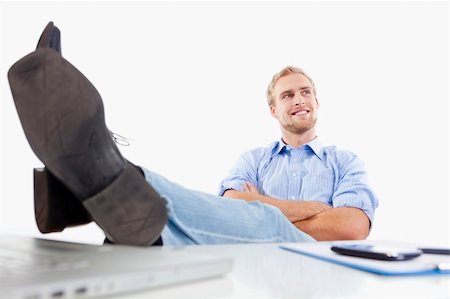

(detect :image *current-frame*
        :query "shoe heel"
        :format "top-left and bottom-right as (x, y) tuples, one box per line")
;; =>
(34, 168), (92, 233)
(83, 162), (167, 246)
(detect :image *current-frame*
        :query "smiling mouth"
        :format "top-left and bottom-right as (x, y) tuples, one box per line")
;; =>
(292, 110), (309, 116)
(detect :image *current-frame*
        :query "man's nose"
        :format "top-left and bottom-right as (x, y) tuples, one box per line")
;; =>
(293, 91), (305, 105)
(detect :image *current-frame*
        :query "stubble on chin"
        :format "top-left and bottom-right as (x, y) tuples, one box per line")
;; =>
(283, 118), (317, 135)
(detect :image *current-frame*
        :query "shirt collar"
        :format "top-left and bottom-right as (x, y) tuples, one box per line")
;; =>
(306, 137), (324, 160)
(271, 137), (324, 160)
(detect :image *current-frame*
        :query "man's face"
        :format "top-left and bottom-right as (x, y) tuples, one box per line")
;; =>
(271, 73), (319, 135)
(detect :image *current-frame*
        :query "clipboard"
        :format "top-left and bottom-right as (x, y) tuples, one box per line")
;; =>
(280, 241), (450, 276)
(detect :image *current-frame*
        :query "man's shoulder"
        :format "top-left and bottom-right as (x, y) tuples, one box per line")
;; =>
(321, 144), (360, 159)
(322, 145), (355, 156)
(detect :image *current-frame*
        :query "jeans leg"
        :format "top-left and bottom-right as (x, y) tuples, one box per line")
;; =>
(142, 168), (315, 246)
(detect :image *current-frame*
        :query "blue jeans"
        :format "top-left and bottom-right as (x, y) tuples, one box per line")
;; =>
(143, 168), (315, 245)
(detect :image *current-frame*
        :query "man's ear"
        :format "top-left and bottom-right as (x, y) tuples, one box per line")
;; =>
(270, 105), (277, 118)
(315, 97), (319, 107)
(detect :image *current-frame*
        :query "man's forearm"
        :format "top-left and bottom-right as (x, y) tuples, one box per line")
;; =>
(223, 189), (290, 215)
(223, 189), (330, 221)
(293, 207), (369, 241)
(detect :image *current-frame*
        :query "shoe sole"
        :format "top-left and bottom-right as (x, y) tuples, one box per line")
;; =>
(9, 48), (167, 246)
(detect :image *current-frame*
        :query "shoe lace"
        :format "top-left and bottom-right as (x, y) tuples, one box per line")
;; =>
(110, 131), (131, 146)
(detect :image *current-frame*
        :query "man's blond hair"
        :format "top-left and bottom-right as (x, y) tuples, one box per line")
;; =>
(266, 66), (316, 106)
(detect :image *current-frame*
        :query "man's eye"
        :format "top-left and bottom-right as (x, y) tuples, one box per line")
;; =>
(302, 90), (311, 96)
(282, 94), (293, 100)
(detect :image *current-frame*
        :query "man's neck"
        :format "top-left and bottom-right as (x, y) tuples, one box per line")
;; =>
(281, 130), (316, 148)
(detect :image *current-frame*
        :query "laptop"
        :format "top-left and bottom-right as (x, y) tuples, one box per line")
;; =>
(0, 235), (232, 299)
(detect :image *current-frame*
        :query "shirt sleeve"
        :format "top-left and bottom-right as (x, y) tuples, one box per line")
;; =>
(217, 150), (261, 196)
(331, 151), (379, 225)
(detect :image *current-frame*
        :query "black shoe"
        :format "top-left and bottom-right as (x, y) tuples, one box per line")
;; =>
(8, 22), (168, 246)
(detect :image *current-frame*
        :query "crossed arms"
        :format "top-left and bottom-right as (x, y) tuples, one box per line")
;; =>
(223, 182), (370, 241)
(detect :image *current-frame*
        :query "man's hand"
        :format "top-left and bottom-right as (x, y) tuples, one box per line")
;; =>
(283, 200), (331, 222)
(242, 182), (259, 193)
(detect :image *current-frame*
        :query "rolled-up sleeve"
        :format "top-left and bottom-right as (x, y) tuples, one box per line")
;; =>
(217, 151), (260, 196)
(331, 152), (379, 225)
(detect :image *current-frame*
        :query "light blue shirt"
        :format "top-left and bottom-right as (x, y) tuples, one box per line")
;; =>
(218, 138), (378, 223)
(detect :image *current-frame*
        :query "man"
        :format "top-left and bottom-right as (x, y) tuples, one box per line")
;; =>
(8, 22), (376, 247)
(219, 67), (378, 241)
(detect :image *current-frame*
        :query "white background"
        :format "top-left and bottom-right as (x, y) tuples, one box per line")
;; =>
(0, 1), (448, 246)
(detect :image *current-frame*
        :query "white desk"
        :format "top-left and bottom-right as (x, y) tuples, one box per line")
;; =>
(110, 242), (450, 299)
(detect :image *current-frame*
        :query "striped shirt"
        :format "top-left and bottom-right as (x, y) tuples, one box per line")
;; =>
(218, 138), (378, 223)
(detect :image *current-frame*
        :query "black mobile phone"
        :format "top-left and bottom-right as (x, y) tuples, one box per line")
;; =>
(330, 244), (422, 261)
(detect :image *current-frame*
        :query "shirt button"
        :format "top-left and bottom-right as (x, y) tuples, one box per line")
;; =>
(293, 173), (297, 177)
(291, 196), (295, 199)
